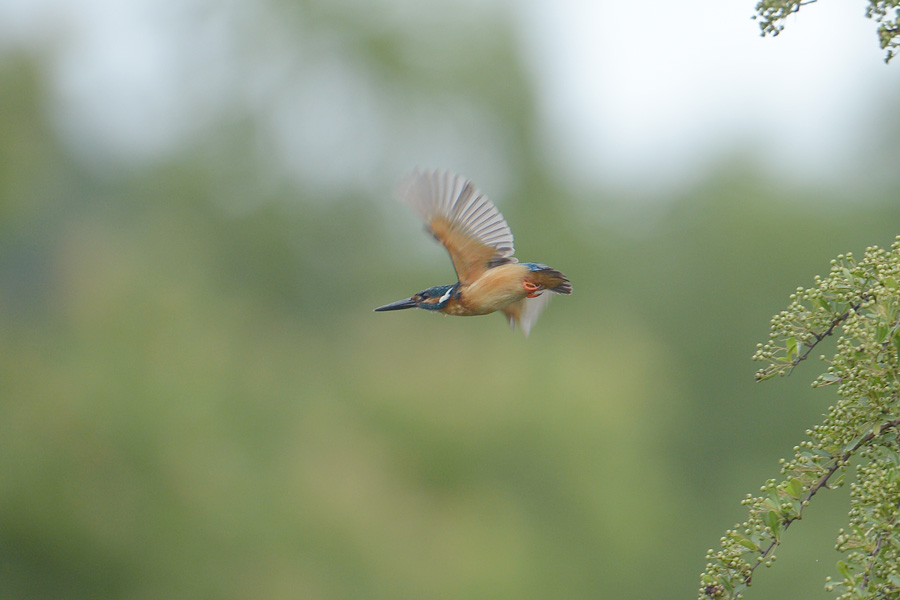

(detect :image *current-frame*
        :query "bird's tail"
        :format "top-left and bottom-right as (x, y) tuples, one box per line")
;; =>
(523, 263), (572, 295)
(502, 264), (572, 337)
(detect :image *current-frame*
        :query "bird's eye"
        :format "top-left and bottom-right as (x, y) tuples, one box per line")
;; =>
(420, 292), (429, 299)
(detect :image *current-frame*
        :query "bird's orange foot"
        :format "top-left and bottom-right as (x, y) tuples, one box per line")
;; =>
(523, 281), (542, 298)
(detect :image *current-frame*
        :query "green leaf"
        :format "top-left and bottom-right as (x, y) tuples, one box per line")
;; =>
(785, 478), (803, 499)
(786, 336), (799, 361)
(830, 472), (845, 489)
(836, 560), (852, 580)
(737, 536), (758, 551)
(766, 510), (780, 535)
(842, 434), (867, 453)
(819, 372), (840, 384)
(768, 486), (782, 506)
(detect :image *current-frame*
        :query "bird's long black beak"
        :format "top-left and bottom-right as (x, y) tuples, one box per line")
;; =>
(374, 297), (417, 311)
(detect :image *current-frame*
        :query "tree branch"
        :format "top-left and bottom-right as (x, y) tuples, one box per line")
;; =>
(742, 415), (900, 586)
(787, 294), (871, 375)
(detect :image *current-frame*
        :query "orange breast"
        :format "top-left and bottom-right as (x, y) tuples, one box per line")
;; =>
(453, 263), (530, 315)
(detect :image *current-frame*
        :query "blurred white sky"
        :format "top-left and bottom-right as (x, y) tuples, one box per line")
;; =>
(0, 0), (894, 196)
(522, 0), (893, 192)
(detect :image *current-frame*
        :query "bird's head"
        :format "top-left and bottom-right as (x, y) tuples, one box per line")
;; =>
(375, 284), (457, 312)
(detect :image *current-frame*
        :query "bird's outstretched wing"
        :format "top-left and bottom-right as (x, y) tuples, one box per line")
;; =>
(397, 169), (516, 285)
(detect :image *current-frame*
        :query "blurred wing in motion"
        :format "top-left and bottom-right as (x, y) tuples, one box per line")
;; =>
(397, 169), (516, 284)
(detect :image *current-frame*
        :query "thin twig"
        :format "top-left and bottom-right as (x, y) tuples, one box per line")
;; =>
(787, 294), (871, 375)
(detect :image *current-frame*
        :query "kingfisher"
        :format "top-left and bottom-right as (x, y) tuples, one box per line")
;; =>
(375, 169), (572, 336)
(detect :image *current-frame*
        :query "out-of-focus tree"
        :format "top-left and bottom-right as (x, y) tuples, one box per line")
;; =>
(754, 0), (900, 62)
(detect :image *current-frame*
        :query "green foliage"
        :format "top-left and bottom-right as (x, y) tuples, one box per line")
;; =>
(700, 240), (900, 600)
(753, 0), (817, 37)
(753, 0), (900, 63)
(867, 0), (900, 62)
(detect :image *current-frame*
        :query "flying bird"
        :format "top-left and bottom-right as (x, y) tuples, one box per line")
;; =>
(375, 169), (571, 336)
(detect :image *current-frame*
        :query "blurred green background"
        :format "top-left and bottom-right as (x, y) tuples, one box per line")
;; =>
(1, 1), (899, 599)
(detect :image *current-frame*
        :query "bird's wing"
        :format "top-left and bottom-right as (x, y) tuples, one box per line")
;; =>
(397, 169), (516, 285)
